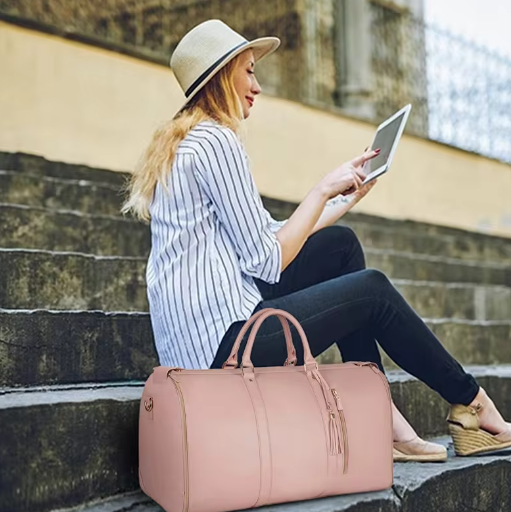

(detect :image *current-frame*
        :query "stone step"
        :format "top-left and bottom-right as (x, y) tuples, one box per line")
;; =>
(318, 319), (511, 370)
(365, 248), (511, 286)
(0, 204), (149, 257)
(0, 382), (143, 512)
(1, 248), (510, 312)
(0, 171), (124, 216)
(0, 150), (128, 186)
(49, 437), (511, 512)
(1, 185), (511, 267)
(0, 249), (148, 311)
(344, 218), (511, 264)
(393, 279), (511, 321)
(2, 184), (511, 266)
(2, 150), (511, 264)
(265, 197), (511, 262)
(2, 308), (511, 388)
(2, 367), (510, 512)
(0, 310), (156, 388)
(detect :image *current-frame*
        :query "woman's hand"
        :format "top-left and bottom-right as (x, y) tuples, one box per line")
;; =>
(316, 148), (380, 200)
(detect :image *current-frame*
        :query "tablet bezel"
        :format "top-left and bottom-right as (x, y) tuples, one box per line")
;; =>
(362, 103), (412, 185)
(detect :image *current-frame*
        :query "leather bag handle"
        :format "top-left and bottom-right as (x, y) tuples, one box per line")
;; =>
(222, 307), (298, 369)
(241, 308), (316, 371)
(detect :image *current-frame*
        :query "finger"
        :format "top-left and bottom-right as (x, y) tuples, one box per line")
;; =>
(354, 172), (364, 188)
(342, 172), (359, 195)
(348, 171), (362, 192)
(351, 148), (380, 168)
(354, 166), (367, 181)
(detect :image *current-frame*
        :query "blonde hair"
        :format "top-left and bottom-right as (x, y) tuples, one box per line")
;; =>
(121, 51), (250, 222)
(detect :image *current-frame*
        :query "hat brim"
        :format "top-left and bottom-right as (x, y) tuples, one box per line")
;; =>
(172, 36), (280, 118)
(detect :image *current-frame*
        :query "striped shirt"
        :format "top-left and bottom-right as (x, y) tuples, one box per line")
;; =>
(146, 119), (288, 370)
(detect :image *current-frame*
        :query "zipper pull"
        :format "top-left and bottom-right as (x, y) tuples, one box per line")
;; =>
(311, 371), (343, 456)
(331, 388), (343, 411)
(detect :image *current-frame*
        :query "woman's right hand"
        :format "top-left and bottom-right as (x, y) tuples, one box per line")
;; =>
(316, 148), (380, 200)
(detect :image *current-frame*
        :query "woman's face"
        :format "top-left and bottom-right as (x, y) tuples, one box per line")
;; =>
(233, 49), (261, 119)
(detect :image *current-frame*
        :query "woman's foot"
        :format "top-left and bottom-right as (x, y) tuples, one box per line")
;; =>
(392, 401), (447, 462)
(468, 386), (511, 437)
(392, 400), (418, 442)
(447, 386), (511, 456)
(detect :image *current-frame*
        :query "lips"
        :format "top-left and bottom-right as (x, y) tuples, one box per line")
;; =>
(246, 97), (254, 106)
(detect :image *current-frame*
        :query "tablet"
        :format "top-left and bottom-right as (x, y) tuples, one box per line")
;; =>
(362, 104), (412, 185)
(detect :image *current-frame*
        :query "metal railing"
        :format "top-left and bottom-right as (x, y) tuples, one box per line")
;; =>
(1, 0), (510, 164)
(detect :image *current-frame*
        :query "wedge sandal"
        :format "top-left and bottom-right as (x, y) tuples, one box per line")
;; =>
(447, 403), (511, 456)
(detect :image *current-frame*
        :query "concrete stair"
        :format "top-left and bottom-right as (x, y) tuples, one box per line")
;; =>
(2, 248), (511, 318)
(0, 170), (125, 216)
(1, 151), (510, 512)
(34, 447), (511, 512)
(2, 310), (511, 388)
(2, 370), (511, 512)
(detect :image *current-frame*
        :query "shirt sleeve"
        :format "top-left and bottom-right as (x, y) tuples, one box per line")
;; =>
(192, 126), (282, 284)
(264, 209), (288, 233)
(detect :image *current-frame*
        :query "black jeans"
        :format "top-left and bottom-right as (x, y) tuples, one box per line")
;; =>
(210, 225), (480, 406)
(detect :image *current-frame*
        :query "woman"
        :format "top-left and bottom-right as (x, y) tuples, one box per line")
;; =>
(122, 19), (511, 462)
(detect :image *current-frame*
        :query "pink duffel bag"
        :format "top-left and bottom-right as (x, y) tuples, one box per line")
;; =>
(139, 307), (393, 512)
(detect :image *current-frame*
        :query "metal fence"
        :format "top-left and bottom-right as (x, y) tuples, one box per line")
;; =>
(1, 0), (510, 164)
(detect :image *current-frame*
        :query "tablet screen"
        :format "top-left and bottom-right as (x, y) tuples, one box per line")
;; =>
(365, 111), (407, 174)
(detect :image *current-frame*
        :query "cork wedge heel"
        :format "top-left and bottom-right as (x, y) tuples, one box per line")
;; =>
(447, 403), (511, 457)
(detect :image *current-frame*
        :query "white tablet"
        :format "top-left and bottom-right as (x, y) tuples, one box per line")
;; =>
(362, 104), (412, 185)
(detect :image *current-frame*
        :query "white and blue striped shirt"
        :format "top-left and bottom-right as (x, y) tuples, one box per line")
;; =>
(146, 120), (288, 370)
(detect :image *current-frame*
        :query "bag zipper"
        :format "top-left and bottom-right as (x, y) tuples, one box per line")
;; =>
(167, 368), (189, 512)
(352, 362), (392, 402)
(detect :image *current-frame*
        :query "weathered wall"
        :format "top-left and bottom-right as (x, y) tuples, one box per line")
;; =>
(1, 21), (510, 236)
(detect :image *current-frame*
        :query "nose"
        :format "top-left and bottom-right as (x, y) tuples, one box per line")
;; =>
(252, 76), (262, 96)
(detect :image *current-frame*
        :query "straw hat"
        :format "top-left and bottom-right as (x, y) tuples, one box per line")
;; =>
(170, 19), (281, 117)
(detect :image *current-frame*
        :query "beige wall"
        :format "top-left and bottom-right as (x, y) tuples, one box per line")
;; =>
(1, 21), (510, 237)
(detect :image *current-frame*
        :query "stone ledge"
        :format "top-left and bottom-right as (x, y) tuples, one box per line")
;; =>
(0, 249), (148, 310)
(2, 150), (511, 245)
(0, 203), (149, 257)
(262, 196), (511, 244)
(4, 201), (511, 265)
(4, 198), (511, 263)
(0, 170), (125, 216)
(0, 150), (129, 185)
(2, 247), (509, 314)
(2, 307), (511, 387)
(50, 437), (511, 512)
(2, 371), (511, 512)
(0, 309), (156, 387)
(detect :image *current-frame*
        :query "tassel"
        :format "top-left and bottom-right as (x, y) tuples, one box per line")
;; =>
(339, 409), (349, 474)
(311, 370), (344, 457)
(332, 387), (349, 474)
(328, 409), (343, 456)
